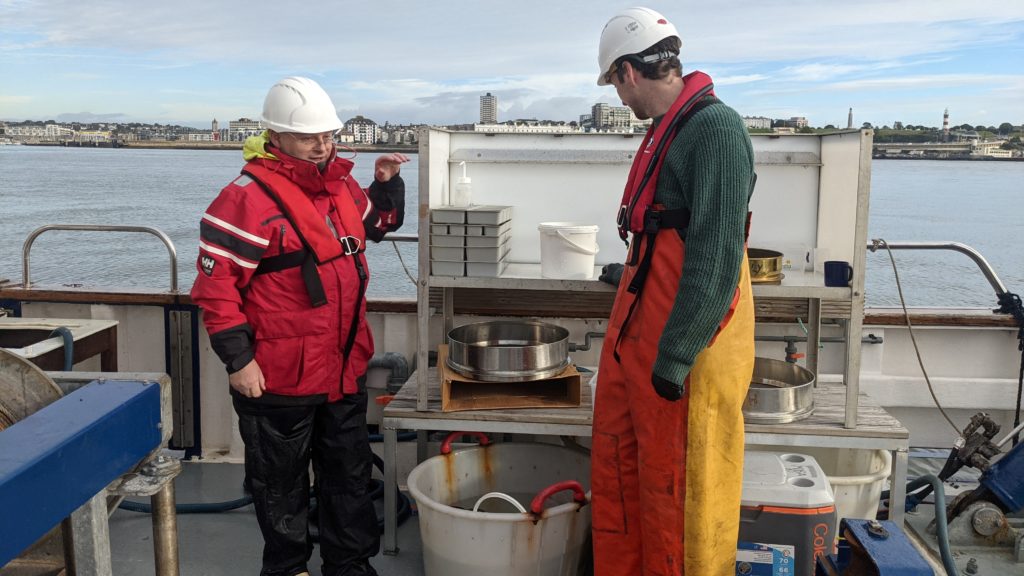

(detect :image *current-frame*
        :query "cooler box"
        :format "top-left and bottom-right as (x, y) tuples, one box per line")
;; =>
(736, 452), (836, 576)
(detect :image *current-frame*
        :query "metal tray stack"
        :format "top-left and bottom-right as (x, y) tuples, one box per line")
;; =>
(429, 205), (513, 277)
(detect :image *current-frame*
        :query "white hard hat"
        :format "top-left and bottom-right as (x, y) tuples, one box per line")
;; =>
(597, 7), (680, 86)
(261, 76), (343, 134)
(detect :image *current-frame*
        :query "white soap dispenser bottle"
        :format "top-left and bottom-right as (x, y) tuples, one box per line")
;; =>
(451, 161), (472, 207)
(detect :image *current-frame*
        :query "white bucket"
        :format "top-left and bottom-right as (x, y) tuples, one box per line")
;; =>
(407, 440), (591, 576)
(820, 448), (892, 522)
(538, 222), (599, 280)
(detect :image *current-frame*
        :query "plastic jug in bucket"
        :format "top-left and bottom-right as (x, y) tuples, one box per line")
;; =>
(538, 222), (599, 279)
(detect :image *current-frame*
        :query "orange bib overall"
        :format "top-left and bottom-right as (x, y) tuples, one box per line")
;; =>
(592, 227), (754, 575)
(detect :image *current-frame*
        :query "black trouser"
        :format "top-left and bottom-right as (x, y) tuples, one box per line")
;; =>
(234, 383), (378, 576)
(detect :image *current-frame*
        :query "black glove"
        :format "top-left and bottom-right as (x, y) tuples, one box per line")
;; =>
(368, 176), (405, 213)
(599, 263), (624, 286)
(652, 373), (684, 401)
(367, 176), (405, 231)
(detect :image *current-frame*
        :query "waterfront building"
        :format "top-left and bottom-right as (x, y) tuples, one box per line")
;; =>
(790, 116), (809, 129)
(590, 103), (649, 132)
(4, 124), (73, 141)
(743, 116), (772, 130)
(344, 115), (380, 144)
(227, 118), (262, 141)
(76, 130), (111, 143)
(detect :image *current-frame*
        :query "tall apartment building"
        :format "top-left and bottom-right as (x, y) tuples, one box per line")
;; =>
(344, 115), (379, 144)
(480, 93), (498, 124)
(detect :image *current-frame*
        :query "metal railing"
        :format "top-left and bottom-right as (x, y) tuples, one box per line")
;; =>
(866, 240), (1009, 297)
(18, 228), (417, 294)
(22, 225), (179, 291)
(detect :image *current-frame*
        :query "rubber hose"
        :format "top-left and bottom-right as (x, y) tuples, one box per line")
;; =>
(879, 475), (956, 575)
(371, 452), (413, 529)
(48, 327), (74, 371)
(905, 474), (957, 576)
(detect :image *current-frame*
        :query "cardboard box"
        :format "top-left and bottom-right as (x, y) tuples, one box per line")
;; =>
(438, 344), (582, 412)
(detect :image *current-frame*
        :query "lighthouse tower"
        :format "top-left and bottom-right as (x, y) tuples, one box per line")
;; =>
(942, 108), (950, 142)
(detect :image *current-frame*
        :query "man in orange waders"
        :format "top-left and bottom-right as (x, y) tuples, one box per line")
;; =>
(590, 7), (756, 575)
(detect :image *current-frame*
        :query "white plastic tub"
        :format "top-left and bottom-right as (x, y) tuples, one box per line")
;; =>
(538, 222), (599, 279)
(747, 446), (891, 523)
(407, 434), (591, 576)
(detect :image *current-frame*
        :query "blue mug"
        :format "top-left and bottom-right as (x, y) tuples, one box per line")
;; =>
(824, 260), (853, 287)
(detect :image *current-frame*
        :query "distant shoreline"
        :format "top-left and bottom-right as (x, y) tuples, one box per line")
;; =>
(872, 154), (1023, 162)
(16, 142), (1020, 161)
(21, 141), (419, 154)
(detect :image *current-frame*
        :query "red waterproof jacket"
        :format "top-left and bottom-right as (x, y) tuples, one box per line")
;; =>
(190, 137), (404, 401)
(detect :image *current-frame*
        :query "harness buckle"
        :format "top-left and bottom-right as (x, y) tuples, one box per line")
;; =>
(616, 205), (627, 228)
(339, 236), (362, 255)
(642, 210), (662, 235)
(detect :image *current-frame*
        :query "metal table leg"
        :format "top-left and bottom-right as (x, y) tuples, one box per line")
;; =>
(69, 492), (113, 575)
(806, 298), (821, 380)
(383, 425), (399, 555)
(889, 447), (909, 525)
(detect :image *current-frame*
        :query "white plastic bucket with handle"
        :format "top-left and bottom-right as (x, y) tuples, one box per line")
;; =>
(538, 222), (599, 280)
(407, 432), (592, 576)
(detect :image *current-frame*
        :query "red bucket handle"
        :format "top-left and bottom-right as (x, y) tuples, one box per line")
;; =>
(440, 431), (492, 455)
(530, 480), (587, 514)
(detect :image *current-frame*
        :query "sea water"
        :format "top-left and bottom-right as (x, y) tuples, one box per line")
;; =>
(1, 146), (1021, 307)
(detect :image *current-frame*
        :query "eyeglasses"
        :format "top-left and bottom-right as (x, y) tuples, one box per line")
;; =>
(283, 131), (336, 147)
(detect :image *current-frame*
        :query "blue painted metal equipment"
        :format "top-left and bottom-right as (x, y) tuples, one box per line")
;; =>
(981, 438), (1024, 513)
(0, 380), (161, 566)
(816, 519), (932, 576)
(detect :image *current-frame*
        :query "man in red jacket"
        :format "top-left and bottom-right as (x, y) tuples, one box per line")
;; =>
(191, 76), (407, 576)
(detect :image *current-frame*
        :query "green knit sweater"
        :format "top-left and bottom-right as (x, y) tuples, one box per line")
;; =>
(650, 99), (755, 385)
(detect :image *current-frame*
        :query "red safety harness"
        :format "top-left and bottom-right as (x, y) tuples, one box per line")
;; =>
(241, 163), (369, 358)
(612, 73), (755, 360)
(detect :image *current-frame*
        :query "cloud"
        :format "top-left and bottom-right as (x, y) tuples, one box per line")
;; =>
(60, 72), (102, 81)
(2, 1), (1022, 126)
(55, 111), (129, 123)
(714, 74), (768, 86)
(825, 74), (1023, 92)
(0, 94), (32, 105)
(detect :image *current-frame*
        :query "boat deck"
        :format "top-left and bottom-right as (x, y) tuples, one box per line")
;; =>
(110, 461), (426, 576)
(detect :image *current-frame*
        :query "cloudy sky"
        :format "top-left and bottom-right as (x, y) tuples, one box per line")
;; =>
(1, 1), (1022, 129)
